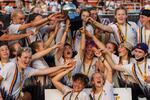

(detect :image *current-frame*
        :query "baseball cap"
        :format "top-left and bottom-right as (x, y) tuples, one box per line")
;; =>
(133, 43), (148, 53)
(140, 7), (150, 17)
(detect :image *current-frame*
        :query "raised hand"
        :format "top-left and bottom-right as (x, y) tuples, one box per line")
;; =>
(64, 60), (76, 68)
(145, 76), (150, 83)
(79, 27), (86, 34)
(48, 13), (63, 21)
(55, 42), (64, 48)
(95, 60), (105, 73)
(85, 30), (93, 38)
(86, 17), (95, 23)
(94, 48), (102, 58)
(65, 19), (70, 32)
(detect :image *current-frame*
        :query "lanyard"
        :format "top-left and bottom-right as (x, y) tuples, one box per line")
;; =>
(143, 28), (150, 46)
(136, 59), (147, 81)
(19, 70), (24, 97)
(92, 91), (103, 100)
(67, 72), (72, 82)
(69, 90), (82, 100)
(83, 58), (93, 76)
(116, 23), (128, 43)
(0, 61), (5, 69)
(63, 90), (82, 100)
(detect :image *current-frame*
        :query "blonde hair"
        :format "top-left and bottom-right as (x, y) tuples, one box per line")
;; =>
(11, 9), (24, 19)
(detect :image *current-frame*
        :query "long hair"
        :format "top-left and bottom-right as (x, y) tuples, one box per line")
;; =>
(114, 6), (128, 23)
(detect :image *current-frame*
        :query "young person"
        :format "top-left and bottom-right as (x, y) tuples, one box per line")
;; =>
(90, 49), (114, 100)
(0, 47), (73, 99)
(84, 30), (142, 100)
(79, 28), (98, 83)
(55, 19), (82, 86)
(137, 8), (150, 53)
(52, 70), (90, 100)
(105, 43), (150, 99)
(87, 6), (138, 46)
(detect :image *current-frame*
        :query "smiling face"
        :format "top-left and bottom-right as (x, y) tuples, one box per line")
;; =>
(85, 44), (94, 60)
(17, 49), (32, 69)
(139, 15), (150, 26)
(118, 44), (128, 57)
(134, 48), (146, 60)
(0, 45), (10, 59)
(115, 9), (127, 24)
(106, 43), (116, 53)
(81, 11), (90, 23)
(13, 12), (25, 24)
(72, 79), (85, 92)
(91, 73), (104, 88)
(90, 9), (97, 21)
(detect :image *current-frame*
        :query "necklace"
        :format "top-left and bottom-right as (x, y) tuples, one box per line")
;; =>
(136, 58), (147, 81)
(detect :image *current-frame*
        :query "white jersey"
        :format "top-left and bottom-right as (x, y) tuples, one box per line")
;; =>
(8, 24), (21, 34)
(109, 21), (138, 46)
(0, 62), (39, 98)
(62, 85), (90, 100)
(32, 58), (50, 86)
(112, 54), (137, 86)
(137, 26), (150, 53)
(81, 57), (98, 80)
(123, 59), (150, 93)
(55, 54), (81, 86)
(90, 80), (115, 100)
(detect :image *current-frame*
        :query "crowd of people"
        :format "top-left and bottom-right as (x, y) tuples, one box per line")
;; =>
(0, 0), (150, 100)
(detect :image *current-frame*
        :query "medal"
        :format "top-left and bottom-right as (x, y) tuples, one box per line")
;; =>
(136, 59), (147, 81)
(20, 91), (24, 97)
(143, 74), (147, 81)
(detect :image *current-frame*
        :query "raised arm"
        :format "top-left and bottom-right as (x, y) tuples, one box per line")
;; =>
(79, 27), (86, 60)
(103, 59), (113, 83)
(104, 54), (125, 72)
(44, 23), (60, 48)
(18, 13), (62, 31)
(88, 17), (113, 33)
(52, 65), (75, 93)
(0, 32), (33, 41)
(55, 19), (70, 60)
(87, 33), (125, 72)
(31, 42), (62, 61)
(85, 31), (112, 58)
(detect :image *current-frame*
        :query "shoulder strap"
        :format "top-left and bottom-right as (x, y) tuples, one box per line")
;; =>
(132, 63), (143, 87)
(62, 91), (72, 100)
(8, 64), (18, 95)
